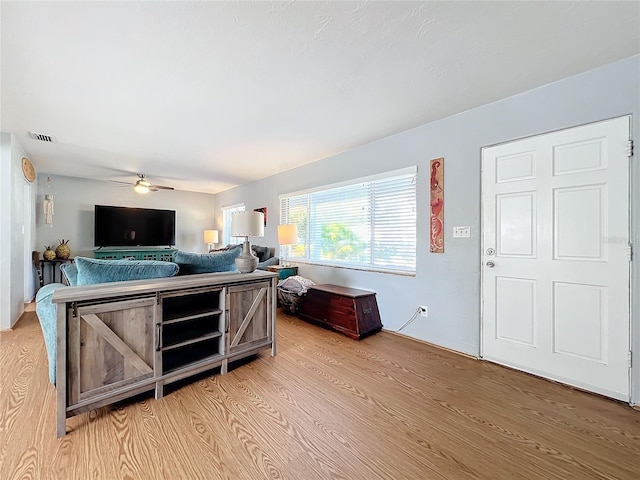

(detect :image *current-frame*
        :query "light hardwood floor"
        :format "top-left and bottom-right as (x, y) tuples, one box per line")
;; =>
(1, 310), (639, 479)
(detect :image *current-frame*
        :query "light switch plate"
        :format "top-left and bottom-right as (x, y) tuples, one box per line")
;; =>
(453, 226), (470, 238)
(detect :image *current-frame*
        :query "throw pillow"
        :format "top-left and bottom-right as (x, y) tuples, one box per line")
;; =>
(173, 248), (241, 274)
(60, 263), (79, 286)
(209, 244), (242, 253)
(251, 245), (270, 263)
(75, 257), (179, 285)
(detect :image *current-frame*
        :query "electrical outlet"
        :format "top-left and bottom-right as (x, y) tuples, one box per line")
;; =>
(419, 305), (428, 317)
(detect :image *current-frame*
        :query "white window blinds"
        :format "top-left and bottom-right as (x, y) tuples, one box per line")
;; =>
(280, 167), (416, 273)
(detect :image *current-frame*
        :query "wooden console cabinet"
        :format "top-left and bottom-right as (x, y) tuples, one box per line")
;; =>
(298, 284), (382, 340)
(52, 271), (276, 437)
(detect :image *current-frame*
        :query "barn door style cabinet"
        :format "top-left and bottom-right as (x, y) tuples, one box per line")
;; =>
(227, 281), (271, 355)
(52, 271), (276, 437)
(69, 297), (156, 409)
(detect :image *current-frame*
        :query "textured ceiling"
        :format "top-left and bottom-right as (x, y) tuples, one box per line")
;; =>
(1, 1), (639, 194)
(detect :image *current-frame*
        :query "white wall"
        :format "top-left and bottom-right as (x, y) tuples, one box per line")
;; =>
(0, 133), (12, 329)
(34, 174), (216, 263)
(0, 133), (36, 330)
(10, 137), (33, 307)
(216, 56), (640, 402)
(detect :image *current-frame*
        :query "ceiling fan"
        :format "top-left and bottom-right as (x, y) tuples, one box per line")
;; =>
(128, 174), (175, 194)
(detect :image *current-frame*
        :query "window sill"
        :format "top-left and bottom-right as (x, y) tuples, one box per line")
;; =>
(290, 259), (416, 277)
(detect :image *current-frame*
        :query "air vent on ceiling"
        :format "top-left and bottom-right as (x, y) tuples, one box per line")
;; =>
(29, 132), (56, 143)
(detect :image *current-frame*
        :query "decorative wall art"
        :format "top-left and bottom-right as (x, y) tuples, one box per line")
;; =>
(44, 176), (55, 227)
(22, 157), (35, 183)
(254, 207), (267, 226)
(430, 158), (444, 253)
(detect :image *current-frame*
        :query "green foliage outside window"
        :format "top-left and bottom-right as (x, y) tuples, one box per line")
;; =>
(321, 223), (367, 262)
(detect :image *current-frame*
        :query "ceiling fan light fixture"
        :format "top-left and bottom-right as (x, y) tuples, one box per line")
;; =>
(134, 181), (150, 194)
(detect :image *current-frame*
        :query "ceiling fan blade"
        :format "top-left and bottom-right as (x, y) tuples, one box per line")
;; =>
(107, 180), (133, 186)
(151, 185), (174, 191)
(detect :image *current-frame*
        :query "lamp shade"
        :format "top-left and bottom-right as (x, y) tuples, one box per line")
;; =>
(231, 211), (264, 237)
(203, 229), (219, 244)
(277, 224), (298, 245)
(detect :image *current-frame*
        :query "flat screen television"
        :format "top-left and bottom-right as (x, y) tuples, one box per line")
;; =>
(94, 205), (176, 247)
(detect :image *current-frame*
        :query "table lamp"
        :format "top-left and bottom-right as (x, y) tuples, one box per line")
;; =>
(204, 229), (219, 252)
(231, 211), (264, 273)
(277, 224), (298, 267)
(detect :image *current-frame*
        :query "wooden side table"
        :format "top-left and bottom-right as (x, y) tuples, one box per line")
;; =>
(298, 284), (383, 340)
(266, 265), (298, 280)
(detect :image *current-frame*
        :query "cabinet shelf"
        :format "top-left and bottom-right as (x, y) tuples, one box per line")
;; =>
(162, 289), (222, 322)
(162, 314), (222, 349)
(162, 353), (224, 376)
(162, 338), (222, 373)
(163, 309), (222, 325)
(162, 331), (222, 351)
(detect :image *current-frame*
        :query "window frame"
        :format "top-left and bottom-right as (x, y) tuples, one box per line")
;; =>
(279, 166), (417, 275)
(221, 203), (245, 246)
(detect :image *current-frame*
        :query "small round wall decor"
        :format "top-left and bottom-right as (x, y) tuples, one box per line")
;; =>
(22, 157), (36, 183)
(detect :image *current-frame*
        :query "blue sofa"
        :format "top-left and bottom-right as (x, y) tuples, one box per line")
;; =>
(212, 244), (279, 270)
(35, 249), (242, 384)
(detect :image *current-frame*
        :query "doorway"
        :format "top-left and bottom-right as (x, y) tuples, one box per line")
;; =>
(481, 116), (631, 401)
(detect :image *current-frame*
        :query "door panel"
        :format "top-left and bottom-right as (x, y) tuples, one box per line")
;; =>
(69, 297), (155, 403)
(553, 282), (606, 362)
(482, 116), (630, 401)
(554, 185), (606, 260)
(227, 281), (270, 353)
(495, 277), (536, 346)
(497, 192), (536, 256)
(496, 151), (536, 183)
(553, 138), (605, 175)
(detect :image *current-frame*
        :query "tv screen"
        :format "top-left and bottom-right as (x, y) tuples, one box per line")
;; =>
(94, 205), (176, 247)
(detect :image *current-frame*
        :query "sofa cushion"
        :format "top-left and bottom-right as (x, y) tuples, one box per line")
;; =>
(75, 257), (179, 285)
(251, 245), (271, 263)
(173, 248), (241, 274)
(60, 263), (78, 286)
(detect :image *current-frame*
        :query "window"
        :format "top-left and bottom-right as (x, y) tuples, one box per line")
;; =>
(279, 167), (416, 274)
(221, 203), (245, 246)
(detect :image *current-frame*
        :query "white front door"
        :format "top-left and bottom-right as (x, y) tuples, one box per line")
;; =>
(481, 116), (631, 401)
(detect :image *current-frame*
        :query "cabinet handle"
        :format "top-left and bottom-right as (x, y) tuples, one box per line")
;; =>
(156, 323), (162, 350)
(363, 308), (372, 314)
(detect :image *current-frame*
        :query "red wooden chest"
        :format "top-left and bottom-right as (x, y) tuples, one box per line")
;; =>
(298, 284), (382, 340)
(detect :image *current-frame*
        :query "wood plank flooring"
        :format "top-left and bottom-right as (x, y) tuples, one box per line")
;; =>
(1, 310), (639, 479)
